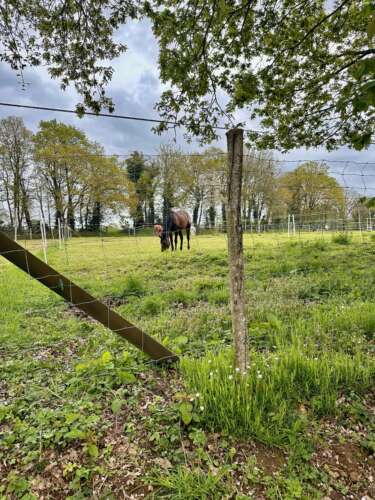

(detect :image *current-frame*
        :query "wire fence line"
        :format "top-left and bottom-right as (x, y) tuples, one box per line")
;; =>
(1, 151), (375, 246)
(1, 130), (375, 411)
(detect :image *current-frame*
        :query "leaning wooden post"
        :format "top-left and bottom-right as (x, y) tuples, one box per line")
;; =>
(0, 230), (178, 363)
(226, 128), (248, 372)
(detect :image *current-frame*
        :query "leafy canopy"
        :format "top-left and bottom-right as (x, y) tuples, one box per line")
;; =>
(0, 0), (138, 114)
(1, 0), (374, 149)
(278, 162), (345, 216)
(148, 0), (375, 150)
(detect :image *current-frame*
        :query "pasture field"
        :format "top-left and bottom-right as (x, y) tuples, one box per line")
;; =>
(1, 231), (374, 499)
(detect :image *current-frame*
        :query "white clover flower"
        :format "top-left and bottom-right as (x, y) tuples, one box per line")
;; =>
(195, 392), (200, 398)
(189, 397), (194, 402)
(257, 374), (263, 379)
(228, 375), (233, 380)
(200, 406), (204, 411)
(209, 371), (214, 377)
(235, 367), (240, 373)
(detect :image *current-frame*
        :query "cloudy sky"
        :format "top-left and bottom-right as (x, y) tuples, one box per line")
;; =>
(1, 19), (374, 194)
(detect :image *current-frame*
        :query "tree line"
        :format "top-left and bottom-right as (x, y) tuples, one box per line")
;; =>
(0, 116), (368, 234)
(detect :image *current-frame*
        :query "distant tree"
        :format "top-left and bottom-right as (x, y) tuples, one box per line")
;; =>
(155, 145), (189, 226)
(242, 152), (279, 231)
(182, 148), (225, 228)
(137, 162), (159, 225)
(278, 162), (345, 222)
(125, 152), (147, 228)
(33, 120), (90, 229)
(84, 148), (132, 232)
(0, 116), (33, 229)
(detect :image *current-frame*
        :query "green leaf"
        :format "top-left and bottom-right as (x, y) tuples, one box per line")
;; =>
(179, 402), (193, 425)
(181, 411), (192, 425)
(174, 335), (188, 346)
(86, 443), (99, 459)
(65, 429), (86, 440)
(179, 402), (193, 414)
(101, 351), (112, 364)
(75, 362), (87, 372)
(118, 371), (136, 384)
(111, 398), (123, 414)
(65, 413), (81, 424)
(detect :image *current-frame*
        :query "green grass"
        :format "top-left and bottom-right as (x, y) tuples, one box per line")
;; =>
(182, 348), (374, 446)
(1, 231), (374, 497)
(332, 232), (352, 245)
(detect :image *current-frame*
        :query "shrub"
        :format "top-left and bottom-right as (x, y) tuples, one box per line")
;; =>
(120, 275), (145, 298)
(141, 296), (165, 316)
(207, 288), (229, 305)
(166, 289), (197, 306)
(332, 233), (351, 245)
(311, 239), (328, 251)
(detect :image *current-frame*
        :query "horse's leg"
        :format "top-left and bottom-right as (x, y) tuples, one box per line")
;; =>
(179, 230), (183, 250)
(186, 227), (190, 250)
(174, 231), (178, 251)
(169, 232), (174, 251)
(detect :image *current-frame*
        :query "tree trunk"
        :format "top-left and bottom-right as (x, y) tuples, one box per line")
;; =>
(149, 198), (155, 225)
(209, 205), (216, 228)
(226, 128), (248, 373)
(162, 194), (172, 229)
(21, 181), (32, 230)
(67, 194), (75, 229)
(221, 203), (226, 231)
(90, 201), (102, 232)
(4, 184), (13, 226)
(193, 202), (200, 226)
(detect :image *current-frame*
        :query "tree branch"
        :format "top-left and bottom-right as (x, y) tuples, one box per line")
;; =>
(290, 0), (352, 52)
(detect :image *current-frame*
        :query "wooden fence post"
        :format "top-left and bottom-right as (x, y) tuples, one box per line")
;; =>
(226, 128), (248, 372)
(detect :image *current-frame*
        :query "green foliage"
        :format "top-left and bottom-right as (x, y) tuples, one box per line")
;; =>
(141, 295), (165, 315)
(152, 465), (230, 499)
(120, 275), (146, 298)
(1, 232), (375, 497)
(182, 348), (375, 445)
(332, 233), (352, 245)
(3, 1), (373, 150)
(207, 288), (229, 305)
(151, 1), (375, 150)
(278, 162), (345, 218)
(0, 1), (138, 113)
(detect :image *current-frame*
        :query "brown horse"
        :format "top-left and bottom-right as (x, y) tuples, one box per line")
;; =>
(154, 209), (191, 252)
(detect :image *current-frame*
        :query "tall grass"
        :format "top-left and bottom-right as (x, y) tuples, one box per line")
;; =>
(181, 348), (375, 446)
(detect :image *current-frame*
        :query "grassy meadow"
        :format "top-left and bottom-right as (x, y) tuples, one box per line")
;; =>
(0, 230), (374, 499)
